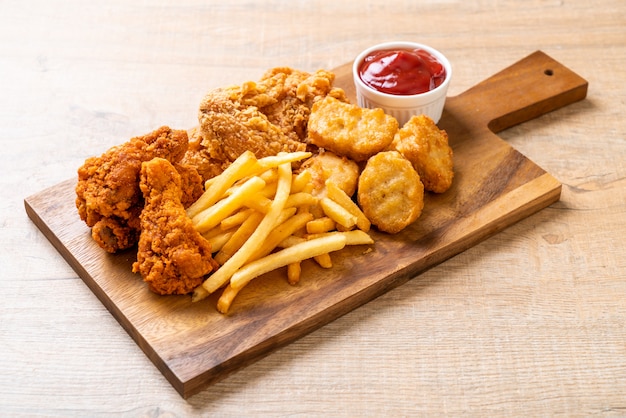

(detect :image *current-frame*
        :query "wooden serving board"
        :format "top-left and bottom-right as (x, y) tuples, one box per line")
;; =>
(25, 51), (587, 398)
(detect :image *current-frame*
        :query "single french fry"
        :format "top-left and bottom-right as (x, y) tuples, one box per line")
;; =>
(320, 197), (357, 229)
(256, 151), (312, 171)
(192, 176), (266, 233)
(224, 172), (276, 198)
(192, 285), (209, 302)
(313, 253), (332, 268)
(198, 161), (293, 296)
(203, 176), (216, 190)
(201, 224), (229, 240)
(343, 229), (375, 245)
(216, 284), (239, 314)
(204, 230), (235, 253)
(243, 193), (272, 213)
(285, 192), (318, 209)
(214, 211), (264, 265)
(187, 150), (258, 218)
(220, 208), (255, 231)
(277, 235), (307, 249)
(258, 167), (278, 184)
(258, 179), (278, 198)
(291, 170), (312, 193)
(274, 207), (298, 229)
(287, 262), (301, 285)
(326, 181), (371, 232)
(306, 216), (336, 234)
(229, 233), (347, 291)
(249, 211), (313, 261)
(307, 230), (374, 246)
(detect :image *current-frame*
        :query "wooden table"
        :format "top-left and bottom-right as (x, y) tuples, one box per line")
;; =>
(3, 0), (625, 415)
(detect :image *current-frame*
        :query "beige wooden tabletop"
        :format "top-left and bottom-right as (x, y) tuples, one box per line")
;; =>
(2, 0), (625, 415)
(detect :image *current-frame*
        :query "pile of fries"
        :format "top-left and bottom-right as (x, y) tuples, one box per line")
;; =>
(186, 150), (373, 314)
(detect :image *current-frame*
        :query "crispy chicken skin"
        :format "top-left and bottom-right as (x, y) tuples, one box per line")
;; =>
(388, 114), (454, 193)
(258, 67), (348, 143)
(357, 151), (424, 234)
(307, 96), (398, 162)
(76, 126), (202, 253)
(132, 158), (218, 295)
(182, 67), (347, 182)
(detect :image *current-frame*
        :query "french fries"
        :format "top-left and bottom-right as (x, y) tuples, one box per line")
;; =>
(186, 150), (258, 219)
(198, 160), (294, 295)
(326, 181), (371, 232)
(192, 175), (266, 233)
(189, 151), (375, 313)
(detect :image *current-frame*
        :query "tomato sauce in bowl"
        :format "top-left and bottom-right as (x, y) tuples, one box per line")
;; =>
(358, 48), (447, 96)
(352, 41), (452, 124)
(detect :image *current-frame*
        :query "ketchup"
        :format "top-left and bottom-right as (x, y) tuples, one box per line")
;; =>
(358, 48), (446, 95)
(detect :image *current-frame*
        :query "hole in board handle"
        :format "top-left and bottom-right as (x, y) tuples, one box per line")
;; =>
(544, 69), (554, 76)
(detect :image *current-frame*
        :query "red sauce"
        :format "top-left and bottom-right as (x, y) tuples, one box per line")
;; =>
(358, 48), (446, 95)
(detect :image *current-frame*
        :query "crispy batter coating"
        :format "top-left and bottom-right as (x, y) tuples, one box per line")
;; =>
(388, 114), (454, 193)
(258, 67), (347, 143)
(75, 126), (199, 253)
(307, 96), (399, 162)
(186, 67), (346, 182)
(174, 161), (205, 208)
(298, 150), (360, 198)
(132, 158), (218, 295)
(357, 151), (424, 234)
(180, 126), (225, 184)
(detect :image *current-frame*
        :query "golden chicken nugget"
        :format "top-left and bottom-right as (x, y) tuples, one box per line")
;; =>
(308, 96), (398, 162)
(298, 150), (360, 198)
(357, 151), (424, 234)
(389, 114), (454, 193)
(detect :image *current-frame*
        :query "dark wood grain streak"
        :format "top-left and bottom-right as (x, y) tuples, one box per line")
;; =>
(24, 51), (587, 398)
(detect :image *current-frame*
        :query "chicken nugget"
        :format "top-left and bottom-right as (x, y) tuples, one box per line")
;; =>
(389, 114), (453, 193)
(357, 151), (424, 234)
(299, 151), (360, 198)
(308, 96), (398, 162)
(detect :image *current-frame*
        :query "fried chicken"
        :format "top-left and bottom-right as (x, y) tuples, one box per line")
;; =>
(182, 67), (348, 182)
(257, 67), (348, 143)
(132, 158), (218, 295)
(76, 126), (203, 253)
(388, 114), (454, 193)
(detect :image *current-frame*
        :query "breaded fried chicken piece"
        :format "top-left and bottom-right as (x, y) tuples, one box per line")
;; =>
(358, 151), (424, 234)
(192, 84), (306, 178)
(76, 126), (202, 253)
(388, 114), (454, 193)
(258, 67), (348, 143)
(180, 126), (226, 183)
(307, 96), (399, 162)
(183, 67), (348, 182)
(132, 158), (218, 295)
(199, 85), (301, 162)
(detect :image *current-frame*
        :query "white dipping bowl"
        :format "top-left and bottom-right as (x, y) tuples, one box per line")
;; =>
(353, 41), (452, 125)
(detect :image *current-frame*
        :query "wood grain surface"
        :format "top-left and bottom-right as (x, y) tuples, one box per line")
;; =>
(4, 0), (626, 415)
(24, 51), (584, 398)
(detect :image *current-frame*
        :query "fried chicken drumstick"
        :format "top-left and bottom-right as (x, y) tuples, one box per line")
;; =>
(132, 158), (218, 295)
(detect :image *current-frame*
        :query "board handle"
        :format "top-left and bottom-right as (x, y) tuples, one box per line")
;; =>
(455, 50), (588, 133)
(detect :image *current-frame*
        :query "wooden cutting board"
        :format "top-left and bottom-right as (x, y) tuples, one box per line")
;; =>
(24, 51), (587, 398)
